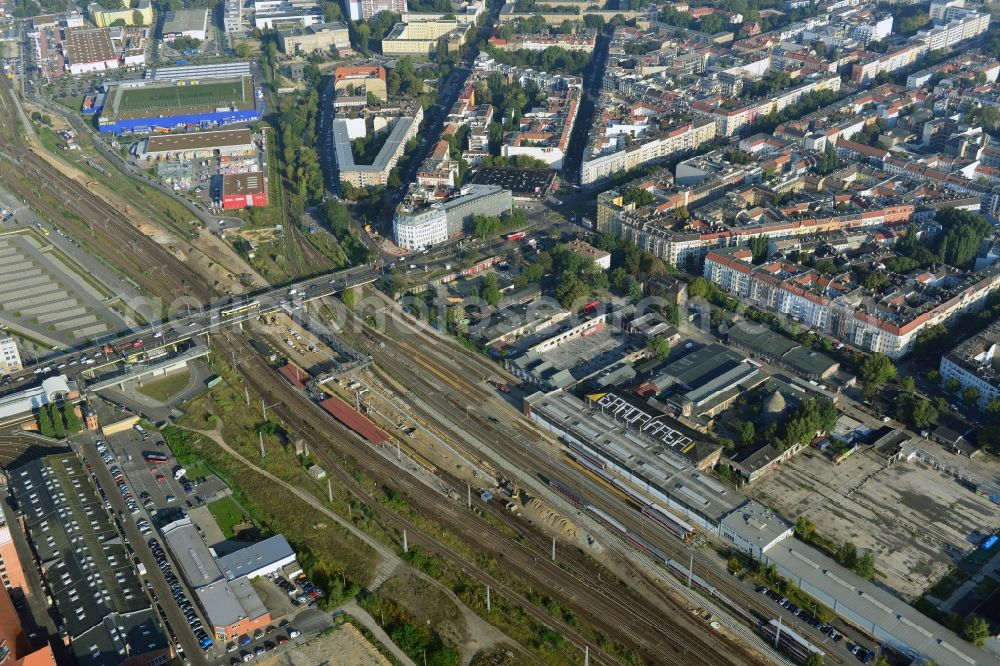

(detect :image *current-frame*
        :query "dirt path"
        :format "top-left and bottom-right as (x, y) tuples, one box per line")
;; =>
(338, 601), (417, 666)
(178, 422), (520, 663)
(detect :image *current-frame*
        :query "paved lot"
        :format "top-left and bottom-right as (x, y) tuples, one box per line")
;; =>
(0, 230), (125, 349)
(105, 427), (197, 512)
(748, 443), (1000, 601)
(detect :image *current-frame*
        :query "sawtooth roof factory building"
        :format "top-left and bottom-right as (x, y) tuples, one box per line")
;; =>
(8, 455), (170, 666)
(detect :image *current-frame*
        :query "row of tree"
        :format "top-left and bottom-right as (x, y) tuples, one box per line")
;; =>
(37, 402), (82, 439)
(484, 44), (591, 77)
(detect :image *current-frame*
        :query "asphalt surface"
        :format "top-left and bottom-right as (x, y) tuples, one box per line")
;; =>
(0, 264), (377, 390)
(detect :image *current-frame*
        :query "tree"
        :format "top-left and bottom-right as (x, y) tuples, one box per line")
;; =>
(649, 337), (671, 360)
(63, 404), (82, 434)
(50, 405), (65, 439)
(555, 272), (589, 308)
(860, 353), (896, 388)
(964, 615), (990, 647)
(234, 41), (252, 58)
(739, 420), (756, 446)
(749, 236), (769, 264)
(835, 542), (858, 569)
(986, 399), (1000, 418)
(446, 304), (466, 325)
(816, 142), (838, 175)
(910, 399), (939, 430)
(963, 387), (981, 405)
(795, 515), (816, 541)
(341, 287), (357, 309)
(132, 9), (144, 25)
(945, 377), (962, 393)
(480, 272), (501, 306)
(700, 12), (726, 34)
(353, 21), (371, 56)
(854, 551), (876, 579)
(899, 376), (915, 393)
(38, 406), (54, 437)
(687, 277), (711, 299)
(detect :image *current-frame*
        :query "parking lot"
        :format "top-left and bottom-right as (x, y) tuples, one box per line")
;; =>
(104, 426), (200, 513)
(92, 426), (331, 664)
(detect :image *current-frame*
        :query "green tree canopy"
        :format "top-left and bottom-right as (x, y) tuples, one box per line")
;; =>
(63, 404), (82, 434)
(964, 615), (990, 647)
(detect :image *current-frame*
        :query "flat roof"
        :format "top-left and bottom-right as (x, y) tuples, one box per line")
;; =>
(469, 166), (557, 195)
(720, 499), (791, 550)
(162, 8), (209, 33)
(146, 61), (252, 81)
(333, 113), (417, 173)
(525, 390), (742, 523)
(146, 127), (253, 152)
(195, 577), (265, 629)
(766, 539), (1000, 666)
(161, 517), (224, 588)
(215, 535), (295, 580)
(222, 172), (265, 195)
(657, 343), (749, 389)
(63, 27), (116, 65)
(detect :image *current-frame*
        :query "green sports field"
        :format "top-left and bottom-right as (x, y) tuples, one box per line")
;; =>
(112, 77), (254, 119)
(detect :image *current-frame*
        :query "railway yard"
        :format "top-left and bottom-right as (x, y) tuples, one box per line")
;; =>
(211, 328), (768, 666)
(3, 13), (1000, 666)
(0, 75), (217, 305)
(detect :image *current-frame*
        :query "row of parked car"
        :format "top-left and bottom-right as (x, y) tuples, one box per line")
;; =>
(99, 441), (145, 517)
(226, 621), (301, 663)
(275, 572), (325, 606)
(149, 537), (214, 652)
(756, 587), (844, 640)
(847, 642), (878, 663)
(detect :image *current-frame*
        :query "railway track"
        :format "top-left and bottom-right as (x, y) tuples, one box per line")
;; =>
(343, 311), (815, 664)
(214, 331), (755, 666)
(0, 75), (215, 304)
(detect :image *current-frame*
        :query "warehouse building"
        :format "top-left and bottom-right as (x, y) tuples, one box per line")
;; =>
(8, 455), (170, 666)
(219, 172), (268, 210)
(162, 8), (210, 41)
(161, 518), (271, 641)
(215, 535), (296, 580)
(760, 534), (999, 665)
(523, 389), (742, 530)
(718, 500), (792, 559)
(651, 343), (768, 419)
(137, 128), (256, 162)
(277, 21), (349, 54)
(727, 324), (840, 381)
(63, 27), (118, 75)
